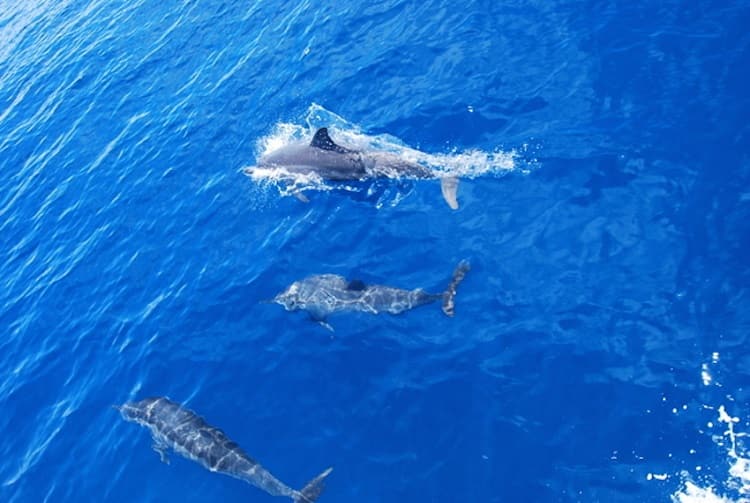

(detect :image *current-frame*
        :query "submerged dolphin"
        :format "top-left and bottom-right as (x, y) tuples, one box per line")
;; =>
(245, 127), (460, 209)
(272, 261), (470, 328)
(117, 397), (332, 503)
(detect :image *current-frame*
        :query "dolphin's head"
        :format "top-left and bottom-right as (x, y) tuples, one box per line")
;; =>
(273, 282), (303, 311)
(115, 397), (164, 424)
(243, 165), (295, 181)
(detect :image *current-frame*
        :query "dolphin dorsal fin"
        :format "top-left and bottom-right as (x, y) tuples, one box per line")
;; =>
(346, 279), (367, 291)
(311, 128), (346, 152)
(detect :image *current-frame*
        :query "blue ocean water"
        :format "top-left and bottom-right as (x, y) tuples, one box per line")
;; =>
(1, 0), (749, 501)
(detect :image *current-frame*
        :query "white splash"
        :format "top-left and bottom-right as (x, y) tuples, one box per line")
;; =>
(672, 481), (735, 503)
(702, 363), (713, 386)
(671, 352), (750, 503)
(717, 406), (750, 496)
(648, 473), (669, 481)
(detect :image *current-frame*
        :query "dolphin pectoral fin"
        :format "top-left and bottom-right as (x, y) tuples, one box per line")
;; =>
(440, 177), (459, 210)
(152, 440), (170, 465)
(294, 191), (310, 203)
(309, 313), (334, 332)
(318, 320), (334, 332)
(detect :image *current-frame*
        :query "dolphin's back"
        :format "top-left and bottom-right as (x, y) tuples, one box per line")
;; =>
(359, 285), (436, 314)
(361, 151), (434, 179)
(259, 143), (367, 180)
(143, 398), (258, 475)
(294, 275), (437, 316)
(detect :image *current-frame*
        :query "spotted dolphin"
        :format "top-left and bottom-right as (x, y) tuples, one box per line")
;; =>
(116, 397), (332, 502)
(272, 261), (470, 329)
(245, 127), (461, 209)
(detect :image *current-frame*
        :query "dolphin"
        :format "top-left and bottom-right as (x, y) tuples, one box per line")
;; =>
(245, 127), (460, 209)
(272, 261), (470, 329)
(116, 397), (332, 502)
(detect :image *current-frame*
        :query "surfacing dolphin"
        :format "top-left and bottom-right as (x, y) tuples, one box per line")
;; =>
(245, 127), (460, 209)
(272, 261), (470, 329)
(116, 397), (332, 503)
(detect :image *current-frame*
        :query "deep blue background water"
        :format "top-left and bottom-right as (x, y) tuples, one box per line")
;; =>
(1, 1), (749, 502)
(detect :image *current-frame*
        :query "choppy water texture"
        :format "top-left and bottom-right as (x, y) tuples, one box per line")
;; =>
(1, 1), (749, 502)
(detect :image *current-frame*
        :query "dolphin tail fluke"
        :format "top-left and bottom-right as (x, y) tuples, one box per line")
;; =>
(441, 260), (470, 317)
(440, 176), (459, 210)
(294, 467), (333, 503)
